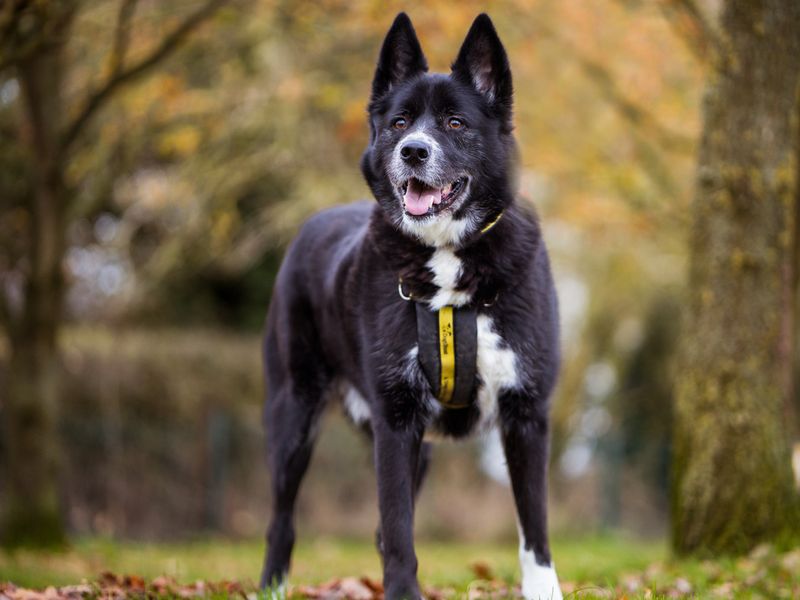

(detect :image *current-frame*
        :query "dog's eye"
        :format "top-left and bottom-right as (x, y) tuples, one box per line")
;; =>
(448, 117), (464, 130)
(392, 117), (408, 130)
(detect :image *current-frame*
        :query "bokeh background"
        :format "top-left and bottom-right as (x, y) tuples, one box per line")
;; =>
(1, 0), (798, 593)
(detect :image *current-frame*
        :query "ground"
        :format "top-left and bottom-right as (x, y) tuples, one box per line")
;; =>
(0, 535), (798, 598)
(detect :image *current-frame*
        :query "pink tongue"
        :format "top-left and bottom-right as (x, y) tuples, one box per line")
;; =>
(404, 180), (440, 216)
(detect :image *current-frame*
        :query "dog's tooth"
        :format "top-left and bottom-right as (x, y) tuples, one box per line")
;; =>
(420, 190), (439, 211)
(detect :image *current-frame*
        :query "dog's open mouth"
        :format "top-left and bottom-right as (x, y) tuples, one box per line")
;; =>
(400, 177), (467, 218)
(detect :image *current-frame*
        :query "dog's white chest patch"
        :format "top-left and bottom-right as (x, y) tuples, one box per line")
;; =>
(476, 314), (519, 428)
(426, 248), (472, 310)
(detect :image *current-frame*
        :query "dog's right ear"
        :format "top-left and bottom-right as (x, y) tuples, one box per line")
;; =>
(370, 13), (428, 104)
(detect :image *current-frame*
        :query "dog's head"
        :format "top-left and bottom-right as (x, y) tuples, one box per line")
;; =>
(361, 13), (518, 247)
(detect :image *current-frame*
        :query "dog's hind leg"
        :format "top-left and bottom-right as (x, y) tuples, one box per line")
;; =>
(260, 388), (325, 590)
(260, 311), (330, 591)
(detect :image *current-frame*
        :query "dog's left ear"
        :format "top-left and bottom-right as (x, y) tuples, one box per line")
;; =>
(451, 14), (513, 127)
(371, 13), (428, 104)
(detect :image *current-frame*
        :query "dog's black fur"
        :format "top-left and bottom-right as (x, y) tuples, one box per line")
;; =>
(260, 13), (560, 599)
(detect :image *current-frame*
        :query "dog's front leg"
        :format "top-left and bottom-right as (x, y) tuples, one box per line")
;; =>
(372, 416), (424, 600)
(500, 391), (563, 600)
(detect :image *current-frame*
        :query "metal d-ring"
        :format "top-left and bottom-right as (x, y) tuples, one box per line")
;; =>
(398, 279), (413, 301)
(482, 292), (499, 308)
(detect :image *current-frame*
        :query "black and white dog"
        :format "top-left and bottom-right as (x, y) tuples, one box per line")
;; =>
(260, 13), (562, 600)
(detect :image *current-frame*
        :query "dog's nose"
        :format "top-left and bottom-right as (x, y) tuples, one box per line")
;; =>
(400, 140), (430, 164)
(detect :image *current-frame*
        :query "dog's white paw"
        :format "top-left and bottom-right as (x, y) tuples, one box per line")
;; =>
(520, 550), (563, 600)
(260, 581), (287, 600)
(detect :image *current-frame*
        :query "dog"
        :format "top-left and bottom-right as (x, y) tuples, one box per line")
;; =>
(260, 13), (562, 600)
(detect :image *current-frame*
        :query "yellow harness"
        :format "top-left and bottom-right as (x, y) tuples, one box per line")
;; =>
(399, 210), (504, 408)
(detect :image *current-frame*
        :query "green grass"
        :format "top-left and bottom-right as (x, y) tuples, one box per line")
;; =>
(0, 534), (661, 590)
(1, 535), (798, 598)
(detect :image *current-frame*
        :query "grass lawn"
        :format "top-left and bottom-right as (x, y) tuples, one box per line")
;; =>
(0, 534), (661, 587)
(1, 534), (798, 597)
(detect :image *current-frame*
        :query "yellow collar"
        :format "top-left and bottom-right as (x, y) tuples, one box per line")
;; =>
(479, 209), (505, 235)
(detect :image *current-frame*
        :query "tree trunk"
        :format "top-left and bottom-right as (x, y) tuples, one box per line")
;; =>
(672, 0), (800, 555)
(1, 43), (68, 547)
(793, 95), (800, 439)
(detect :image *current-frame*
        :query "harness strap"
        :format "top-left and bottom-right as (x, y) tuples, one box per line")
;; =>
(416, 303), (477, 409)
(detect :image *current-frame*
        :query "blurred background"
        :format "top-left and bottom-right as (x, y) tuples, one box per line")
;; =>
(0, 0), (797, 576)
(0, 0), (697, 544)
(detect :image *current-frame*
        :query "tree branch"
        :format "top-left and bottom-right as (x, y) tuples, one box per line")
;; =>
(534, 22), (690, 197)
(657, 0), (720, 64)
(672, 0), (718, 45)
(575, 53), (694, 155)
(107, 0), (139, 76)
(536, 20), (694, 156)
(0, 2), (77, 74)
(61, 0), (227, 153)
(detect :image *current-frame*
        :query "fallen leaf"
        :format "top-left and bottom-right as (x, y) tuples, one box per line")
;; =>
(469, 562), (494, 580)
(359, 577), (383, 595)
(337, 577), (375, 600)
